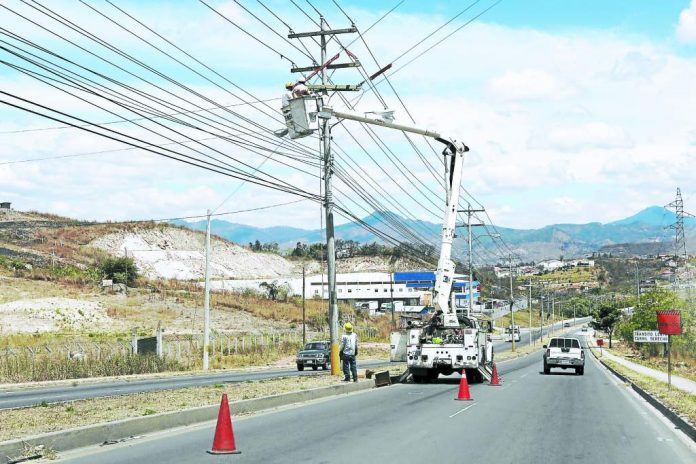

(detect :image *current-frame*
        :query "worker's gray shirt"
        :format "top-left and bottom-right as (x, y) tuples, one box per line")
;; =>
(340, 333), (358, 356)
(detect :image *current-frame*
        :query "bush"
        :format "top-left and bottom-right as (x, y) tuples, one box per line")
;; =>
(99, 257), (138, 284)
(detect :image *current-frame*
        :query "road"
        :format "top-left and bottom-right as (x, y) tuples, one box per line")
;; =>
(55, 329), (695, 463)
(0, 359), (392, 410)
(0, 318), (589, 409)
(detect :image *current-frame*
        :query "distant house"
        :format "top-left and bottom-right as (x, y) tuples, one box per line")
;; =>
(538, 260), (564, 272)
(0, 202), (10, 209)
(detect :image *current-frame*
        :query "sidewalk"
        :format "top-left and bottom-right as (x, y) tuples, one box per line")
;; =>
(590, 338), (696, 395)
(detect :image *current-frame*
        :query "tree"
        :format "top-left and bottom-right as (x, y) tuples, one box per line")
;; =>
(99, 256), (138, 285)
(591, 303), (622, 348)
(259, 281), (281, 300)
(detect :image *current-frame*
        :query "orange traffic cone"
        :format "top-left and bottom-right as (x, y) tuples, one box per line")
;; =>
(489, 363), (501, 386)
(207, 393), (241, 455)
(455, 370), (473, 401)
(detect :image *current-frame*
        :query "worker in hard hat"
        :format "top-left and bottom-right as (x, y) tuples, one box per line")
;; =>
(281, 82), (294, 108)
(340, 322), (358, 382)
(292, 78), (309, 97)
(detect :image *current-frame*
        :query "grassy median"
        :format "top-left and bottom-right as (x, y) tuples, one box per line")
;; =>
(0, 375), (345, 442)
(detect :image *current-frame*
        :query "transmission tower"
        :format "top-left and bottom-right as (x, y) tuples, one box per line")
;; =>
(666, 188), (695, 305)
(666, 188), (693, 261)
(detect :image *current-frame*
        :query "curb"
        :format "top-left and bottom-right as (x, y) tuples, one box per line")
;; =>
(0, 380), (375, 463)
(590, 348), (696, 443)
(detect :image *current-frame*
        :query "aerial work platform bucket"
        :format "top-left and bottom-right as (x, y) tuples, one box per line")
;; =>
(281, 96), (317, 139)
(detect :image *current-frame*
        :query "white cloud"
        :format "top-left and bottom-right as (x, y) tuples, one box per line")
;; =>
(528, 122), (633, 152)
(677, 1), (696, 43)
(2, 2), (696, 233)
(486, 69), (570, 101)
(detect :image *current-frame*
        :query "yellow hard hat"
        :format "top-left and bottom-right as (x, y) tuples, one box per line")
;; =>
(344, 322), (353, 332)
(285, 82), (294, 89)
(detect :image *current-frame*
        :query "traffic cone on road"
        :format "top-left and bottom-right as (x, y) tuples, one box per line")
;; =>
(489, 363), (501, 386)
(207, 393), (241, 455)
(455, 370), (473, 401)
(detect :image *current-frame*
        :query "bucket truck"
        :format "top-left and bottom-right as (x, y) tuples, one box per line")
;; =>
(279, 96), (495, 383)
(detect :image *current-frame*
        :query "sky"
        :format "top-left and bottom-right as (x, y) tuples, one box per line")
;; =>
(1, 0), (696, 234)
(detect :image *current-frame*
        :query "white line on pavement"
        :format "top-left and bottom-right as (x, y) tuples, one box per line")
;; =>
(449, 403), (477, 418)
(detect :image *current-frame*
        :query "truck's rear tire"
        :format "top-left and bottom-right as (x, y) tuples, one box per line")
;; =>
(576, 367), (584, 376)
(412, 374), (424, 383)
(297, 364), (304, 371)
(312, 365), (318, 371)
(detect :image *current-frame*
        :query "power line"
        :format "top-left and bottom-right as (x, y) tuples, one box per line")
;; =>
(0, 99), (280, 135)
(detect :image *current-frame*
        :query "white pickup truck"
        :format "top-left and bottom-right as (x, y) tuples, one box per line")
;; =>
(543, 337), (585, 375)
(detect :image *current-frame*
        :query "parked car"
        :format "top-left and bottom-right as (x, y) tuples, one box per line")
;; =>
(543, 337), (585, 375)
(581, 326), (588, 332)
(296, 341), (330, 371)
(563, 322), (570, 327)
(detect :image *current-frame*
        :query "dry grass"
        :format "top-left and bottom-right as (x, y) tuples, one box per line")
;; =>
(600, 356), (696, 426)
(494, 309), (563, 329)
(0, 375), (344, 442)
(0, 352), (186, 383)
(527, 266), (598, 284)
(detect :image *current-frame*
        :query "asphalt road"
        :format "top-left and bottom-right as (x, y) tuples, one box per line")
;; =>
(0, 318), (589, 409)
(57, 328), (694, 463)
(0, 359), (393, 410)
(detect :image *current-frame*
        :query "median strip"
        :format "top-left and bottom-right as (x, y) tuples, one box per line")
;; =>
(0, 376), (377, 463)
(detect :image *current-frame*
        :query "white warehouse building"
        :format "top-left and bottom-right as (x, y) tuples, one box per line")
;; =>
(209, 271), (480, 310)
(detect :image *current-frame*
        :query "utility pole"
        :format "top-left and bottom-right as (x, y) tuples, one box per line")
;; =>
(509, 255), (516, 352)
(528, 279), (533, 346)
(288, 16), (359, 376)
(302, 265), (306, 346)
(540, 293), (545, 343)
(203, 209), (211, 370)
(390, 270), (395, 330)
(635, 262), (640, 309)
(457, 206), (484, 318)
(124, 247), (128, 295)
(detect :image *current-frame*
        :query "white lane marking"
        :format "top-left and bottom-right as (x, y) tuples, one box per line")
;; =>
(449, 403), (477, 418)
(520, 373), (529, 378)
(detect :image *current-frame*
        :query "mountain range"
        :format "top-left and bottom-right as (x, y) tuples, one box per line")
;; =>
(172, 206), (696, 263)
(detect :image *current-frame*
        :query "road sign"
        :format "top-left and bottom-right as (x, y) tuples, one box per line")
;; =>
(633, 330), (668, 343)
(656, 310), (682, 335)
(596, 339), (604, 346)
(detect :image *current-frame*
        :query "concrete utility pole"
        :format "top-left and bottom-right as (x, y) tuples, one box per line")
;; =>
(203, 209), (211, 370)
(302, 265), (306, 346)
(390, 270), (395, 330)
(509, 255), (516, 352)
(528, 279), (533, 346)
(288, 16), (359, 376)
(320, 16), (340, 376)
(540, 294), (545, 343)
(635, 262), (640, 309)
(457, 206), (484, 318)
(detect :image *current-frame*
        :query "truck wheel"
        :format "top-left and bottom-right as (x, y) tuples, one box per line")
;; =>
(322, 364), (328, 370)
(412, 374), (424, 383)
(576, 367), (584, 376)
(312, 365), (318, 371)
(543, 362), (550, 375)
(297, 364), (304, 371)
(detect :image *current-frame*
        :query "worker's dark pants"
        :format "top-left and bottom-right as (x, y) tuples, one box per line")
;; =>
(342, 355), (357, 380)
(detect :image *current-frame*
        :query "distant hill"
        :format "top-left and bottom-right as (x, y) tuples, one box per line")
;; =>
(173, 206), (696, 263)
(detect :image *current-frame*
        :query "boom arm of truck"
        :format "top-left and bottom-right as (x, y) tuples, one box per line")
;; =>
(318, 107), (468, 328)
